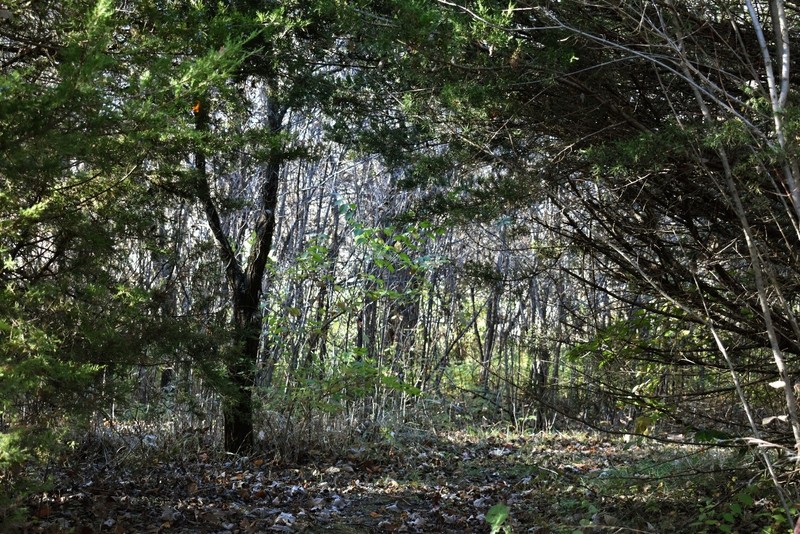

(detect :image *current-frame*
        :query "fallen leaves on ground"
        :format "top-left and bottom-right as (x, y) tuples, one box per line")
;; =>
(19, 428), (779, 533)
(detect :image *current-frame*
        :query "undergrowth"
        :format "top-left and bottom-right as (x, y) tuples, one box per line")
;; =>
(6, 399), (798, 533)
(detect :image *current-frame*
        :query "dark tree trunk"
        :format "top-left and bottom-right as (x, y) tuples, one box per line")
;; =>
(194, 96), (286, 454)
(224, 309), (260, 453)
(481, 287), (501, 391)
(363, 297), (378, 359)
(224, 360), (255, 453)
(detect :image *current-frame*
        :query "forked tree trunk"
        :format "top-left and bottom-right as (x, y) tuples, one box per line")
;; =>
(194, 95), (286, 453)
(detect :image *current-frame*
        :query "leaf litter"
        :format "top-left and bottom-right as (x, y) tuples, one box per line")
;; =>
(20, 427), (779, 533)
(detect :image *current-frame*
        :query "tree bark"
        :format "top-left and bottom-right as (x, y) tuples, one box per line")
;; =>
(194, 95), (285, 453)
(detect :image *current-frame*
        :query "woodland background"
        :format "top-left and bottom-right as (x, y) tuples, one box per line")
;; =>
(3, 0), (800, 531)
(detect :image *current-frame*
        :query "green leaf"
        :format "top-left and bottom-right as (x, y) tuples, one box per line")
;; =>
(485, 503), (509, 533)
(735, 492), (754, 506)
(693, 429), (732, 443)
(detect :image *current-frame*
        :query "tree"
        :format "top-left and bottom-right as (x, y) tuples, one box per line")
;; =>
(0, 0), (217, 470)
(0, 0), (456, 458)
(148, 0), (432, 452)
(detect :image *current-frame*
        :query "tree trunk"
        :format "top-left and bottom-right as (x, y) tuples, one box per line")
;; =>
(224, 320), (257, 453)
(194, 95), (285, 454)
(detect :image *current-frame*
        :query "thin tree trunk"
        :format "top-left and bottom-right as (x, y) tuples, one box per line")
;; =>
(668, 14), (800, 452)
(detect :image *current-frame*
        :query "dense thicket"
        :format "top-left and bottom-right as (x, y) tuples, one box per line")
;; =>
(375, 0), (800, 445)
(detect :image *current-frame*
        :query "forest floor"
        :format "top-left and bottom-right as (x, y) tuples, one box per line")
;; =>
(16, 425), (788, 533)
